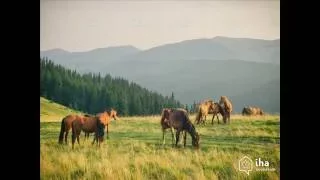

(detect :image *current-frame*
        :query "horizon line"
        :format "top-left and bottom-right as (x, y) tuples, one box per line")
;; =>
(40, 35), (280, 53)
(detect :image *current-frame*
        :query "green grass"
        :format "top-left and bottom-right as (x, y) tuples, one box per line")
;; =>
(40, 113), (280, 180)
(40, 97), (82, 122)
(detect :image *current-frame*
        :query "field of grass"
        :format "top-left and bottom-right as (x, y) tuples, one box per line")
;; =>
(40, 112), (280, 180)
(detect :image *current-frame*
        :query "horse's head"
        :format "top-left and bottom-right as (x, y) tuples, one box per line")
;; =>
(161, 108), (172, 121)
(109, 108), (118, 120)
(192, 132), (200, 149)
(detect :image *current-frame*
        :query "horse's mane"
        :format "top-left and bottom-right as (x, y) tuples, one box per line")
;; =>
(183, 111), (196, 134)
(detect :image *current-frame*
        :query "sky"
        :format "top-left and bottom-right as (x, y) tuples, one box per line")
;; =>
(40, 0), (280, 52)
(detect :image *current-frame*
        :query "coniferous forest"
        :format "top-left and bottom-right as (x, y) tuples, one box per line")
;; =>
(40, 57), (183, 116)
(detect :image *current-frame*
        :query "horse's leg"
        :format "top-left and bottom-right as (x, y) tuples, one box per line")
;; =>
(85, 132), (88, 141)
(217, 113), (220, 124)
(183, 131), (187, 147)
(65, 130), (69, 144)
(162, 128), (166, 145)
(171, 127), (176, 147)
(76, 131), (80, 145)
(212, 114), (215, 125)
(71, 131), (76, 149)
(97, 136), (100, 148)
(226, 112), (229, 124)
(92, 132), (96, 145)
(175, 130), (181, 147)
(106, 124), (109, 139)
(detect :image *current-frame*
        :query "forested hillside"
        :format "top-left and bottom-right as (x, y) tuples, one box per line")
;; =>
(40, 57), (182, 115)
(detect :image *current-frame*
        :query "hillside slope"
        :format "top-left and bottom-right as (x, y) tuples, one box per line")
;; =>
(40, 97), (82, 122)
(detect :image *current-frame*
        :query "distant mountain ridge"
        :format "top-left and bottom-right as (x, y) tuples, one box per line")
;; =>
(40, 36), (280, 113)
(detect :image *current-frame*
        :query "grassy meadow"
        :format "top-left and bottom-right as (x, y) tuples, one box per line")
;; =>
(40, 100), (280, 180)
(40, 97), (82, 122)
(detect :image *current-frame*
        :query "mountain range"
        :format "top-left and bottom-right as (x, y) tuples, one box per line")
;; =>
(40, 36), (280, 113)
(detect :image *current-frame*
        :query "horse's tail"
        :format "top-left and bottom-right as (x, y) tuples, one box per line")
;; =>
(58, 117), (66, 144)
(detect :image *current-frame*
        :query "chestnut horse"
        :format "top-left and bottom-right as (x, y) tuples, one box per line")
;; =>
(161, 108), (200, 148)
(58, 113), (97, 144)
(58, 114), (81, 144)
(71, 109), (118, 149)
(195, 99), (214, 125)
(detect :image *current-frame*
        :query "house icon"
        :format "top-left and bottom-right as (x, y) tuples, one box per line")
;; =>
(239, 156), (253, 175)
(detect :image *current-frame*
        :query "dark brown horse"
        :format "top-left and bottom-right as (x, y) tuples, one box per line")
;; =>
(161, 108), (187, 146)
(71, 109), (118, 149)
(209, 102), (227, 124)
(161, 108), (200, 148)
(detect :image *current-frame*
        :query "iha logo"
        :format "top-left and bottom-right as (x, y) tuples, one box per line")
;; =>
(239, 156), (253, 175)
(255, 158), (269, 167)
(239, 156), (276, 175)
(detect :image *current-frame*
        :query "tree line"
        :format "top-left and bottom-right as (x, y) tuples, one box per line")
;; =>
(40, 57), (183, 116)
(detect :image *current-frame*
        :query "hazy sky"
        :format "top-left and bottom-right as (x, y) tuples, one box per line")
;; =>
(40, 0), (280, 52)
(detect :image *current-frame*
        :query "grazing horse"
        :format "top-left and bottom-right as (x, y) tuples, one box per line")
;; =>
(209, 102), (227, 124)
(71, 108), (118, 149)
(161, 108), (200, 148)
(242, 106), (264, 116)
(195, 99), (214, 125)
(219, 96), (233, 124)
(161, 108), (187, 146)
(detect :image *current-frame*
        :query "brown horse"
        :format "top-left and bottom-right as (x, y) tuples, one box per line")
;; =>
(161, 108), (200, 148)
(195, 99), (214, 125)
(209, 102), (227, 124)
(71, 108), (118, 149)
(58, 113), (98, 144)
(161, 108), (187, 146)
(58, 114), (82, 144)
(83, 114), (94, 140)
(242, 106), (264, 116)
(219, 96), (233, 124)
(86, 110), (118, 143)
